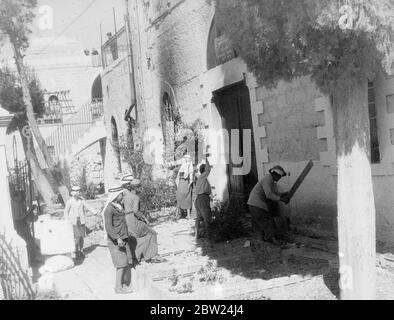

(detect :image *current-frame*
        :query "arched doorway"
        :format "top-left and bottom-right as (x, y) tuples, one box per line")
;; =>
(111, 117), (122, 172)
(212, 81), (258, 203)
(91, 75), (103, 120)
(91, 75), (103, 101)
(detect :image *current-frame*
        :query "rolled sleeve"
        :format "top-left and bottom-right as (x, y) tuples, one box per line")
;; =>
(262, 177), (281, 202)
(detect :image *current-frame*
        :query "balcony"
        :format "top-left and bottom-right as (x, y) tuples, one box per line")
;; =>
(91, 98), (104, 120)
(101, 26), (128, 69)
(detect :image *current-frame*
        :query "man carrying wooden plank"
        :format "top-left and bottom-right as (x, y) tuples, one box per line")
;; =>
(247, 161), (314, 246)
(247, 166), (291, 246)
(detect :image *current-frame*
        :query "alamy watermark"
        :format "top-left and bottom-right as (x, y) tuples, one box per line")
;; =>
(38, 5), (53, 31)
(141, 127), (254, 176)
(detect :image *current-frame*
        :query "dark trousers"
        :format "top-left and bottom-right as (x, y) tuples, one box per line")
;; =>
(248, 205), (276, 240)
(73, 218), (86, 253)
(195, 194), (212, 240)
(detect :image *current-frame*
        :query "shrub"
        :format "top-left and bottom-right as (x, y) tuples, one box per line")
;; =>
(136, 177), (177, 212)
(119, 140), (177, 212)
(198, 261), (225, 286)
(84, 182), (97, 200)
(210, 199), (252, 242)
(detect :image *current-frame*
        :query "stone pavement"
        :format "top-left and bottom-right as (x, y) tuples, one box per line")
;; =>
(49, 218), (394, 300)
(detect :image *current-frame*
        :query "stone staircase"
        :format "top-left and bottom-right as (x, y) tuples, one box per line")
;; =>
(68, 119), (106, 160)
(45, 99), (105, 161)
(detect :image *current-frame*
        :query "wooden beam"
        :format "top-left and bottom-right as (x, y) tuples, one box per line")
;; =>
(288, 160), (314, 200)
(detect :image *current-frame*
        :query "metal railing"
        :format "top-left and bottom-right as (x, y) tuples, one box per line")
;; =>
(0, 233), (35, 300)
(101, 26), (128, 68)
(45, 99), (104, 159)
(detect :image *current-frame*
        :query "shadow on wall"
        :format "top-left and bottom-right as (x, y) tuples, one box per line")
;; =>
(287, 203), (338, 240)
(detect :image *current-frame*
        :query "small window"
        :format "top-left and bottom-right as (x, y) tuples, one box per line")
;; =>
(368, 81), (380, 164)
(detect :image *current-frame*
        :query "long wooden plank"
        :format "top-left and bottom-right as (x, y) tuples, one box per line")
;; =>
(288, 160), (314, 199)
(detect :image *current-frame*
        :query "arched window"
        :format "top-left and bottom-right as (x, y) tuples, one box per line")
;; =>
(48, 95), (59, 104)
(91, 75), (103, 101)
(47, 95), (60, 118)
(207, 17), (237, 70)
(161, 92), (177, 161)
(111, 117), (122, 172)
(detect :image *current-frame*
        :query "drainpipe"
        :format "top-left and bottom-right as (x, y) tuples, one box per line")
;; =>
(124, 0), (138, 123)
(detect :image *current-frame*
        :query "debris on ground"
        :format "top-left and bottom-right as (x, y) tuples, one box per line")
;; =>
(39, 255), (74, 274)
(45, 213), (394, 300)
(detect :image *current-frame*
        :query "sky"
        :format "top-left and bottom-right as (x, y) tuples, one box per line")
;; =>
(30, 0), (125, 55)
(0, 0), (126, 110)
(1, 0), (125, 67)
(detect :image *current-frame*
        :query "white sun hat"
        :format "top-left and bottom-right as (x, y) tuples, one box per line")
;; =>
(120, 174), (134, 182)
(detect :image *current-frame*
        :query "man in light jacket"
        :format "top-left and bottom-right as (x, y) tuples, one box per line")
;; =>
(247, 166), (290, 245)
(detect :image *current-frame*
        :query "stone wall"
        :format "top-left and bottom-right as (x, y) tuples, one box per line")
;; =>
(124, 0), (394, 245)
(101, 56), (134, 187)
(254, 77), (337, 237)
(256, 77), (326, 163)
(70, 143), (104, 187)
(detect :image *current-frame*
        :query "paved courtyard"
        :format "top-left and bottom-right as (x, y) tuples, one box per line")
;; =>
(46, 217), (394, 300)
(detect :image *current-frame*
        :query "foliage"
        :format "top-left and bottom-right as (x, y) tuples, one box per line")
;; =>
(84, 182), (98, 200)
(168, 268), (194, 294)
(119, 137), (177, 212)
(210, 199), (252, 242)
(214, 0), (394, 95)
(68, 162), (98, 200)
(173, 118), (206, 162)
(135, 177), (177, 212)
(119, 135), (145, 179)
(0, 0), (37, 51)
(0, 66), (45, 134)
(168, 269), (179, 287)
(197, 261), (225, 286)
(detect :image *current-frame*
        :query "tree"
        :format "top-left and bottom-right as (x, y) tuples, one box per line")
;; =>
(214, 0), (394, 299)
(0, 66), (57, 204)
(0, 0), (70, 203)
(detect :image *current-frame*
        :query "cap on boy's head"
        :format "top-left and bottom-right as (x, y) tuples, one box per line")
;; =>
(108, 185), (123, 193)
(269, 165), (287, 177)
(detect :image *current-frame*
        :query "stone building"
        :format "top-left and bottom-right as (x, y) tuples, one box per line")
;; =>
(98, 0), (394, 246)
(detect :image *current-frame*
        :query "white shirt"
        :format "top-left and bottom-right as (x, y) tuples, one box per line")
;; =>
(64, 196), (89, 225)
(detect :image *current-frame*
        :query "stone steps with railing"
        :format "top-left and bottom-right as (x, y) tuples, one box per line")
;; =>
(68, 119), (106, 160)
(45, 99), (104, 160)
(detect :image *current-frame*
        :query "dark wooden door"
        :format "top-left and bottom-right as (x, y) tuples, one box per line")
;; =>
(214, 82), (258, 202)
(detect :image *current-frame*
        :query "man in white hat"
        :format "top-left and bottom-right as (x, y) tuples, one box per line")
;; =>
(120, 175), (165, 264)
(247, 165), (290, 246)
(175, 154), (194, 219)
(64, 185), (96, 259)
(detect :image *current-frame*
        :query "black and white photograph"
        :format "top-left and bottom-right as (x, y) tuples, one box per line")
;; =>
(1, 0), (394, 303)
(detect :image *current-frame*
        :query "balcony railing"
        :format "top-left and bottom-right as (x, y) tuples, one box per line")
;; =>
(45, 98), (104, 159)
(36, 107), (63, 125)
(101, 26), (128, 68)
